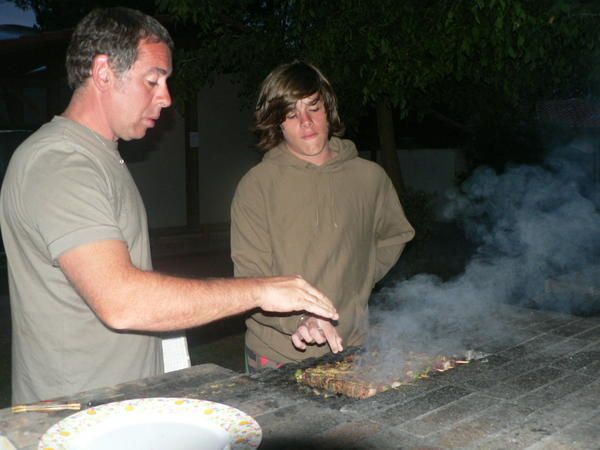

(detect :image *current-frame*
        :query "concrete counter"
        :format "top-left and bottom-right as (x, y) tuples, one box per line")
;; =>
(1, 305), (599, 449)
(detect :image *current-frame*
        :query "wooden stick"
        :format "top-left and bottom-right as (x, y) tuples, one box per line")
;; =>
(11, 402), (81, 413)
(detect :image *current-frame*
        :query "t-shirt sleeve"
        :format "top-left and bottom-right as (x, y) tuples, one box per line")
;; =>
(22, 148), (125, 263)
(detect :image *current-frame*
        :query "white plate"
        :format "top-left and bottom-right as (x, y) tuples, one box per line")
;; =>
(38, 397), (262, 450)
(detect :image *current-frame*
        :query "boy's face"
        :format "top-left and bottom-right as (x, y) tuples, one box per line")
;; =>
(280, 93), (331, 164)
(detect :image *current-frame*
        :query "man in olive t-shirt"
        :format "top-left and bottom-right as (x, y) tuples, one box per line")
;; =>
(0, 8), (338, 404)
(1, 116), (162, 403)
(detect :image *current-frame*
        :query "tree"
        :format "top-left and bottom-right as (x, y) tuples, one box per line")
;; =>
(15, 0), (598, 184)
(159, 0), (598, 191)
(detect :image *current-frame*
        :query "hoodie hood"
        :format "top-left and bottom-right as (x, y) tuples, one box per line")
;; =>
(261, 136), (359, 229)
(262, 136), (358, 171)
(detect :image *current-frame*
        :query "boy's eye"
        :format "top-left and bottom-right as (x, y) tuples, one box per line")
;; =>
(286, 113), (297, 119)
(147, 80), (158, 86)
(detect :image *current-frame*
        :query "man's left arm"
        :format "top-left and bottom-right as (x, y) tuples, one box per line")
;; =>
(374, 176), (416, 282)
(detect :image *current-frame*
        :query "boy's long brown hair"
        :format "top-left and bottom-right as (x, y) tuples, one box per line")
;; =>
(254, 61), (345, 151)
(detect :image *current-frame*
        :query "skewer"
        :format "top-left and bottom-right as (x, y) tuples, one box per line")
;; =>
(11, 402), (81, 413)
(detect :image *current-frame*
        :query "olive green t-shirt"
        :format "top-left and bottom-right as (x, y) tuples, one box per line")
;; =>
(0, 116), (162, 404)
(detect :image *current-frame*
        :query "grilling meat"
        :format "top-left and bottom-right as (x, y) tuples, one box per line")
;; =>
(295, 351), (475, 399)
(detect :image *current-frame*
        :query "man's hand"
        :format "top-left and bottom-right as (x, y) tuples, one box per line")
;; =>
(255, 275), (339, 321)
(291, 315), (344, 354)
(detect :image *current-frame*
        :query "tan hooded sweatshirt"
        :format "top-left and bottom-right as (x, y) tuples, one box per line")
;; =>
(231, 137), (415, 364)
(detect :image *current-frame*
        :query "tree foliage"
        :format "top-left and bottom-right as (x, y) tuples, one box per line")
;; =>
(14, 0), (599, 175)
(159, 0), (598, 181)
(161, 1), (597, 115)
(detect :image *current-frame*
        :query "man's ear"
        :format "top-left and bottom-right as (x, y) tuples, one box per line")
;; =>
(91, 54), (112, 91)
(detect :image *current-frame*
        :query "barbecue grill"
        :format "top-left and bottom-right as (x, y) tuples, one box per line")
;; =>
(247, 302), (600, 448)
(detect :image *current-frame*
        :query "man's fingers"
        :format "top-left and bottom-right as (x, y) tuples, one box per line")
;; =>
(292, 276), (338, 319)
(297, 292), (339, 320)
(260, 276), (342, 353)
(257, 276), (338, 320)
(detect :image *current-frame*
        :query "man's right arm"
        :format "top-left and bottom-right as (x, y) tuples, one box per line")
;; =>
(58, 239), (337, 332)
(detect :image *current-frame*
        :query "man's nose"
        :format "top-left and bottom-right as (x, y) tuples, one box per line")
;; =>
(157, 84), (172, 108)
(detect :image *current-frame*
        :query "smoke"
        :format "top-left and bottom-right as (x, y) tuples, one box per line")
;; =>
(366, 140), (600, 366)
(449, 143), (600, 311)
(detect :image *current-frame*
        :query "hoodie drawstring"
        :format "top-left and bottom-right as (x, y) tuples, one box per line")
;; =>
(314, 177), (320, 227)
(328, 175), (338, 228)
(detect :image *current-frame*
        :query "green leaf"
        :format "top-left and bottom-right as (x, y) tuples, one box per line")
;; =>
(495, 16), (504, 30)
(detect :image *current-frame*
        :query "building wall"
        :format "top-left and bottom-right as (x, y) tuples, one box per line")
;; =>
(361, 148), (466, 196)
(397, 148), (466, 195)
(195, 77), (260, 225)
(122, 106), (187, 230)
(124, 76), (260, 229)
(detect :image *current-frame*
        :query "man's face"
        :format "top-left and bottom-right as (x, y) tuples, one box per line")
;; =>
(106, 39), (172, 141)
(280, 93), (330, 164)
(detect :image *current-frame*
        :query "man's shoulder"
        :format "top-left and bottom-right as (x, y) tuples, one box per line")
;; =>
(12, 118), (104, 168)
(12, 118), (76, 159)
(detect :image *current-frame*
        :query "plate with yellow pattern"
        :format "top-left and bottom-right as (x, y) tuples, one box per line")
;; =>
(38, 397), (261, 450)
